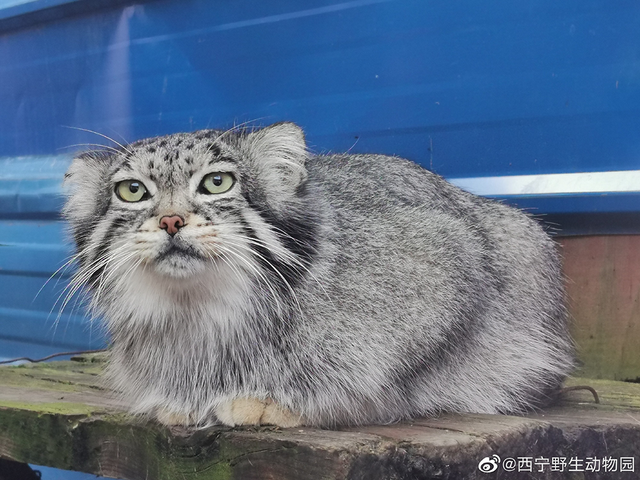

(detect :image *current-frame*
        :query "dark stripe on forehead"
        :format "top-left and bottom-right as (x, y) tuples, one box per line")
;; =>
(164, 150), (179, 164)
(194, 129), (219, 140)
(119, 160), (134, 171)
(205, 143), (222, 157)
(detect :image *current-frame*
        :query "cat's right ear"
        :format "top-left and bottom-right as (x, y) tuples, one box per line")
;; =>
(63, 151), (114, 225)
(244, 122), (309, 210)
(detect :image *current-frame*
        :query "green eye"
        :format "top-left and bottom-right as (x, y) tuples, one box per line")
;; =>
(201, 172), (235, 194)
(116, 180), (147, 202)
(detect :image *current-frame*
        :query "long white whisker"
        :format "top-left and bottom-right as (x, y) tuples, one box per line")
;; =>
(217, 238), (304, 319)
(91, 250), (141, 310)
(215, 243), (284, 315)
(223, 232), (334, 308)
(50, 243), (131, 326)
(35, 253), (80, 301)
(214, 244), (287, 319)
(58, 144), (125, 156)
(62, 126), (134, 156)
(211, 117), (266, 147)
(202, 246), (251, 294)
(204, 119), (264, 158)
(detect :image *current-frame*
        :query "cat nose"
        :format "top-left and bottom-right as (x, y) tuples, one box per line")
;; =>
(159, 215), (185, 236)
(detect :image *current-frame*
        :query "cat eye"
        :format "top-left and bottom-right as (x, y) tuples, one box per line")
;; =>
(115, 180), (148, 202)
(200, 172), (235, 194)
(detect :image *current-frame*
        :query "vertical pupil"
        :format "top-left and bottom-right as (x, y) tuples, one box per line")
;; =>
(212, 176), (223, 186)
(129, 183), (140, 194)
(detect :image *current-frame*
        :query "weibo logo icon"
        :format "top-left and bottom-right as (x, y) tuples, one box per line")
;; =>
(478, 454), (501, 473)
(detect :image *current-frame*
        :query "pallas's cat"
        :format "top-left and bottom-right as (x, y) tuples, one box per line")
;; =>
(64, 122), (573, 427)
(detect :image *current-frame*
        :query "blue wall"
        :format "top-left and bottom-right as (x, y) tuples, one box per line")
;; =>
(0, 155), (105, 359)
(0, 0), (639, 356)
(1, 0), (639, 177)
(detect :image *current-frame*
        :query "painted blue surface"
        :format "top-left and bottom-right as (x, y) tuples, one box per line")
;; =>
(0, 0), (79, 20)
(0, 3), (636, 345)
(0, 155), (106, 360)
(1, 0), (639, 178)
(32, 464), (114, 479)
(0, 2), (637, 477)
(0, 0), (638, 357)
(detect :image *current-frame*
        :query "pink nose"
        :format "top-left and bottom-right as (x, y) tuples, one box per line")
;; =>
(159, 215), (185, 236)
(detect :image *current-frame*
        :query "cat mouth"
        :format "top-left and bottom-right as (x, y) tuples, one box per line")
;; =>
(156, 240), (205, 262)
(153, 239), (208, 278)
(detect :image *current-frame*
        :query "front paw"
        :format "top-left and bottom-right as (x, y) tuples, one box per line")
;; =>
(261, 399), (304, 428)
(215, 398), (303, 428)
(155, 408), (194, 427)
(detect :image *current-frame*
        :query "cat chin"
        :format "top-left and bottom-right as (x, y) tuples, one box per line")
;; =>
(152, 254), (208, 279)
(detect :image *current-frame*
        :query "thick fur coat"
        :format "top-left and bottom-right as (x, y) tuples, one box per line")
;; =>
(63, 122), (574, 427)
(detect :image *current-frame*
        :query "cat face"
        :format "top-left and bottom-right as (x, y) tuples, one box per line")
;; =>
(64, 123), (316, 302)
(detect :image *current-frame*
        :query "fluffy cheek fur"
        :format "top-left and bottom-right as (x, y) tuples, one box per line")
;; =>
(91, 210), (275, 329)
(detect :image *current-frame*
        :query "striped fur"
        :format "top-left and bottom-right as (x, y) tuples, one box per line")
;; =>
(63, 122), (574, 427)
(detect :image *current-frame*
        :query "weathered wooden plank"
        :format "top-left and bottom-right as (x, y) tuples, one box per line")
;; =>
(1, 357), (640, 479)
(560, 235), (640, 381)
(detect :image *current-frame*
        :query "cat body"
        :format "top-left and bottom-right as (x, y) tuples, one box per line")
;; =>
(64, 123), (574, 427)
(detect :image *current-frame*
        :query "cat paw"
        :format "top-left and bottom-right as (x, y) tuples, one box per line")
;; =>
(261, 399), (304, 428)
(214, 398), (303, 428)
(155, 409), (194, 426)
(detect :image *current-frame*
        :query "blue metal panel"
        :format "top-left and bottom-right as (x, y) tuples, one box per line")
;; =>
(0, 156), (105, 360)
(0, 0), (639, 359)
(0, 0), (81, 21)
(0, 0), (639, 179)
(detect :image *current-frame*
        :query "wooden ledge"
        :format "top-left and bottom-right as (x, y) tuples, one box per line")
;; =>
(1, 357), (639, 479)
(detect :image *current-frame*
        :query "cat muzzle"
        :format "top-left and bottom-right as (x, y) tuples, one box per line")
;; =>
(159, 215), (185, 236)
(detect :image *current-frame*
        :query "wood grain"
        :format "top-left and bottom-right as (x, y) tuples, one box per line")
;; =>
(560, 235), (640, 381)
(1, 357), (640, 479)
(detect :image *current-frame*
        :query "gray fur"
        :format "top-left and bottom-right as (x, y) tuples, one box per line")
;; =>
(63, 122), (574, 427)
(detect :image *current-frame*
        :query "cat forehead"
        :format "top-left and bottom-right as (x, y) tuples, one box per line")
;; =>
(131, 130), (227, 151)
(117, 130), (242, 177)
(128, 130), (236, 159)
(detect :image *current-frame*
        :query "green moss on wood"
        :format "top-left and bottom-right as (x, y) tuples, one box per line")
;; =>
(0, 401), (100, 415)
(2, 359), (640, 480)
(0, 359), (105, 394)
(0, 409), (78, 469)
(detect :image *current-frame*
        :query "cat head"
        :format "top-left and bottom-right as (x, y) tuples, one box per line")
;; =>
(63, 122), (317, 305)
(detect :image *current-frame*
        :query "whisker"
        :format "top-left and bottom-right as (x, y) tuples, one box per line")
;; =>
(216, 238), (304, 319)
(203, 119), (263, 158)
(58, 143), (124, 156)
(222, 232), (334, 308)
(214, 244), (287, 319)
(105, 126), (131, 148)
(211, 117), (266, 147)
(34, 253), (80, 302)
(202, 247), (251, 296)
(49, 243), (130, 328)
(62, 126), (135, 156)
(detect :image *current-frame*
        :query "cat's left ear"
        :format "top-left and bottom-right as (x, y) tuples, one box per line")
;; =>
(63, 151), (113, 226)
(245, 122), (308, 198)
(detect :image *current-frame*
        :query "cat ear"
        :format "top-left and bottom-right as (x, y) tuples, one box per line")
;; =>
(245, 122), (308, 201)
(63, 151), (113, 225)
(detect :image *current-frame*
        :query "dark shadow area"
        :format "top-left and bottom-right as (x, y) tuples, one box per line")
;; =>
(0, 459), (41, 480)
